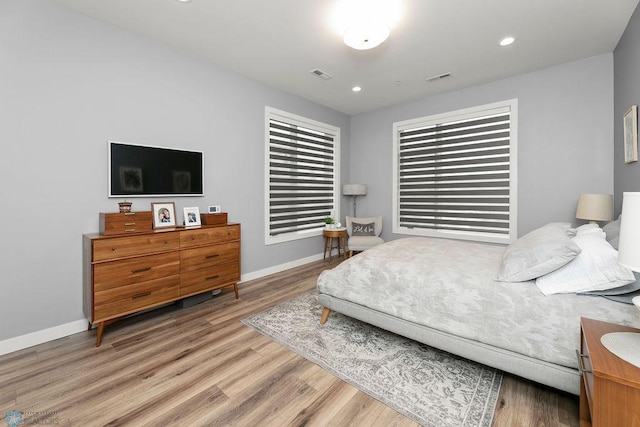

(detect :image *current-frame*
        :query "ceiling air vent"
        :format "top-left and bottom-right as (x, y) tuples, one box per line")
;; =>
(310, 68), (333, 80)
(425, 72), (452, 82)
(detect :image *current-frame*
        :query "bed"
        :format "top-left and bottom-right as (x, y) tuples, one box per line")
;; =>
(317, 222), (640, 395)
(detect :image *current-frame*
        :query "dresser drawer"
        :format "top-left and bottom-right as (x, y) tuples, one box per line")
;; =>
(180, 242), (239, 273)
(93, 233), (180, 262)
(180, 262), (240, 297)
(93, 252), (180, 292)
(93, 275), (180, 321)
(180, 224), (240, 248)
(100, 211), (153, 236)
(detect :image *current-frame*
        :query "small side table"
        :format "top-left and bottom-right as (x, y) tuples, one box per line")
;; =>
(323, 228), (347, 262)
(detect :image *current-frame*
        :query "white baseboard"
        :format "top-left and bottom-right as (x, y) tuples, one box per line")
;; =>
(0, 319), (88, 356)
(240, 252), (324, 283)
(0, 253), (326, 356)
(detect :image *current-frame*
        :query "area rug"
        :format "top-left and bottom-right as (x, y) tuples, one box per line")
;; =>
(242, 292), (502, 427)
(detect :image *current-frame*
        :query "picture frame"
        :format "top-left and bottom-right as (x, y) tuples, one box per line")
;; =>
(151, 202), (176, 229)
(208, 205), (221, 213)
(183, 207), (201, 227)
(624, 105), (638, 164)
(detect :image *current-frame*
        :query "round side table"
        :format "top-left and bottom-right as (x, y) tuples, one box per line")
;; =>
(323, 228), (347, 262)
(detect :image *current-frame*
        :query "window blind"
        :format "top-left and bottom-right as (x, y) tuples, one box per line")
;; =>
(267, 114), (337, 239)
(396, 103), (514, 241)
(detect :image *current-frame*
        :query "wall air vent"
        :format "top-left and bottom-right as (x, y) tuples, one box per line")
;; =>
(310, 68), (333, 80)
(425, 72), (452, 82)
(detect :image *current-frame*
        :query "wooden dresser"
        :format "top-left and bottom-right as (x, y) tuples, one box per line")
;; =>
(578, 317), (640, 426)
(83, 223), (241, 346)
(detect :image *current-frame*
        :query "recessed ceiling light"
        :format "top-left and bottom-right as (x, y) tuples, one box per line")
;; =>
(499, 36), (515, 47)
(352, 86), (362, 92)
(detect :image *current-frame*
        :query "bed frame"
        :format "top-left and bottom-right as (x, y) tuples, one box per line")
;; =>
(319, 293), (580, 395)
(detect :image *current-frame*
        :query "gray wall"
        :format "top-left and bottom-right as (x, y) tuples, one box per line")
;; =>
(614, 3), (640, 214)
(349, 54), (615, 242)
(0, 1), (350, 341)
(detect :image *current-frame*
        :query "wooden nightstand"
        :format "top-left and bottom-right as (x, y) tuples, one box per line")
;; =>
(578, 317), (640, 426)
(323, 228), (347, 262)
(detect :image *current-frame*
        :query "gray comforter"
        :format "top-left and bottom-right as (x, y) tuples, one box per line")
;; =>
(317, 237), (640, 370)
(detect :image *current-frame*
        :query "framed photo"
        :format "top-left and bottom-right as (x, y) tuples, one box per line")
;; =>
(151, 202), (176, 229)
(624, 105), (638, 164)
(119, 166), (143, 193)
(183, 207), (201, 227)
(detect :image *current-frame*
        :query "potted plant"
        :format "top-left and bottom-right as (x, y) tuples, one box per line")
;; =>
(323, 216), (335, 228)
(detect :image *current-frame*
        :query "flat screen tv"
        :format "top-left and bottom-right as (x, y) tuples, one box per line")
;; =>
(108, 141), (204, 197)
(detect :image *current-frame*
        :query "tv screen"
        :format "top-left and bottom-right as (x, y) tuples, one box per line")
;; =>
(108, 141), (204, 197)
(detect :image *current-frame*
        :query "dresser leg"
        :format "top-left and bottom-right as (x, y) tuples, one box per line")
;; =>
(233, 283), (239, 299)
(95, 322), (105, 347)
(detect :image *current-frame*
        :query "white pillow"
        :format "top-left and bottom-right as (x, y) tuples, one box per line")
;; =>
(496, 222), (580, 282)
(535, 228), (635, 295)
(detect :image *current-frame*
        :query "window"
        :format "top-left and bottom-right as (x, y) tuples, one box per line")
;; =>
(392, 99), (517, 244)
(265, 107), (340, 245)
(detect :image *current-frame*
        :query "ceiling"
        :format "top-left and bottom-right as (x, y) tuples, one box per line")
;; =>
(52, 0), (639, 115)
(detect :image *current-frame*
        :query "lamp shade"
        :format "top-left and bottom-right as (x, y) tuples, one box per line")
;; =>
(343, 184), (367, 196)
(618, 192), (640, 272)
(575, 193), (614, 222)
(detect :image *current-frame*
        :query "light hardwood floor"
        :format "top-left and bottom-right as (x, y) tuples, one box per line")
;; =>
(0, 259), (579, 426)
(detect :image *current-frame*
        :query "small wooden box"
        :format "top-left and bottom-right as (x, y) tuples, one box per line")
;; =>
(100, 211), (153, 236)
(200, 212), (228, 226)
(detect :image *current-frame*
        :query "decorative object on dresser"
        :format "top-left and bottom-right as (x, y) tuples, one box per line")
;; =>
(183, 206), (201, 227)
(208, 205), (221, 213)
(200, 212), (228, 226)
(578, 317), (640, 426)
(99, 211), (152, 236)
(83, 222), (241, 346)
(117, 200), (132, 213)
(151, 202), (176, 229)
(575, 193), (613, 224)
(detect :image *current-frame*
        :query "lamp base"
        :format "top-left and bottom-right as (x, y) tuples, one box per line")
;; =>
(601, 332), (640, 368)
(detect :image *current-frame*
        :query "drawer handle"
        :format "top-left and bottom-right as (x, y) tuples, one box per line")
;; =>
(124, 222), (136, 226)
(111, 247), (116, 251)
(206, 275), (220, 281)
(576, 350), (591, 375)
(132, 267), (151, 274)
(206, 254), (219, 259)
(124, 212), (136, 216)
(124, 229), (136, 233)
(132, 291), (151, 299)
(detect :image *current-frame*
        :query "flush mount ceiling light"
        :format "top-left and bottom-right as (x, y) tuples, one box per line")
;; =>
(343, 21), (390, 50)
(352, 86), (362, 92)
(499, 36), (515, 47)
(333, 0), (400, 50)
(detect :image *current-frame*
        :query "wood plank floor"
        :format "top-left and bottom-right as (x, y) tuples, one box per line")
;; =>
(0, 259), (579, 426)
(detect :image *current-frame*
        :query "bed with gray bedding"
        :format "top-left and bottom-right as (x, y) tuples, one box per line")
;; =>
(317, 226), (640, 395)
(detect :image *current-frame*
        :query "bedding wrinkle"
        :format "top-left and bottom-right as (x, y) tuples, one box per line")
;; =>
(317, 237), (640, 370)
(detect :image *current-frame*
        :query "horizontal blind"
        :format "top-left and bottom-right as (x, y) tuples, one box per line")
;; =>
(269, 118), (336, 237)
(398, 107), (511, 237)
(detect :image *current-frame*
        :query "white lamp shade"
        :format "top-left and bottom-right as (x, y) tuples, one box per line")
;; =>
(575, 193), (614, 222)
(343, 184), (367, 196)
(618, 192), (640, 272)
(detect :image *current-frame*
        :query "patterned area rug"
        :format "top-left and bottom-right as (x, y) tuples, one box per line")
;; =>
(242, 292), (502, 427)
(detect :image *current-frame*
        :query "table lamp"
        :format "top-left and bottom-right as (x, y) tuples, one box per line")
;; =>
(600, 192), (640, 367)
(575, 193), (614, 224)
(343, 184), (367, 217)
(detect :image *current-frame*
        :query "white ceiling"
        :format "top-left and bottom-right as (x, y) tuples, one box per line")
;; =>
(52, 0), (639, 115)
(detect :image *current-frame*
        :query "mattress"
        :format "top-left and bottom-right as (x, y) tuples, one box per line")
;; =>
(317, 237), (640, 371)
